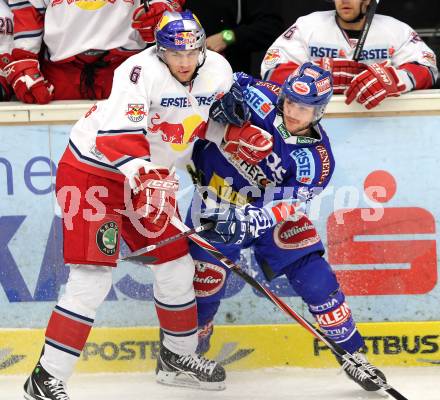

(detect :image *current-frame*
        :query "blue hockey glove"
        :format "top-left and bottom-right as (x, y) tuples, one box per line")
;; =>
(198, 204), (273, 245)
(209, 82), (251, 127)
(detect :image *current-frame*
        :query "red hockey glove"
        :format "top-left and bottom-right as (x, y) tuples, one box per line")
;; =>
(132, 0), (184, 43)
(0, 54), (12, 101)
(0, 72), (11, 101)
(4, 59), (54, 104)
(223, 122), (273, 165)
(132, 168), (179, 232)
(318, 57), (367, 94)
(345, 62), (406, 109)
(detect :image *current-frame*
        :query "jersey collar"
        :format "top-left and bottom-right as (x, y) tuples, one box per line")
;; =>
(273, 114), (323, 145)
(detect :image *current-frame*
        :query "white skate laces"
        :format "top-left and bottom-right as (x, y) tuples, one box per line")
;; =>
(176, 354), (216, 376)
(45, 378), (69, 400)
(340, 352), (377, 382)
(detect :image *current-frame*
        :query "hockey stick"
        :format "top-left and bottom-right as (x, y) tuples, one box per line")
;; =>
(118, 222), (214, 264)
(170, 214), (409, 400)
(353, 0), (380, 61)
(122, 201), (297, 264)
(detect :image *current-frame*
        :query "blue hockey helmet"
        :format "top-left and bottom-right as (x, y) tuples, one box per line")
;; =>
(277, 62), (333, 126)
(155, 10), (206, 66)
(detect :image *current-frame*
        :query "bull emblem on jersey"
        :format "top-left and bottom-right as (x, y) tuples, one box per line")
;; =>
(126, 104), (147, 122)
(149, 113), (206, 145)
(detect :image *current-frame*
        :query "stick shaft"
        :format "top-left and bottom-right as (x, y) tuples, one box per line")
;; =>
(353, 0), (379, 61)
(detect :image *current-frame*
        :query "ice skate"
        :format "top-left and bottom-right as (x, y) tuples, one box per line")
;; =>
(24, 361), (70, 400)
(336, 347), (387, 391)
(156, 344), (225, 391)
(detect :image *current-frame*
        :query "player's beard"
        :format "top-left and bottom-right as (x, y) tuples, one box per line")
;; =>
(287, 121), (312, 136)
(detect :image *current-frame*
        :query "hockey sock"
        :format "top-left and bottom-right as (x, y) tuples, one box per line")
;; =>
(42, 305), (93, 381)
(155, 297), (198, 354)
(151, 255), (198, 354)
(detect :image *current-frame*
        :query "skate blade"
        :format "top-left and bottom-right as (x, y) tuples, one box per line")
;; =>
(376, 387), (389, 397)
(156, 370), (226, 391)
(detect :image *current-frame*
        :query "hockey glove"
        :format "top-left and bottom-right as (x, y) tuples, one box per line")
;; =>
(0, 54), (12, 101)
(132, 0), (184, 43)
(209, 82), (251, 127)
(0, 72), (11, 101)
(4, 59), (54, 104)
(223, 122), (273, 165)
(318, 57), (367, 94)
(198, 204), (273, 245)
(345, 62), (406, 109)
(131, 167), (179, 231)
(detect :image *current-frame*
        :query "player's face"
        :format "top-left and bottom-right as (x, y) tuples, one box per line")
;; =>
(282, 98), (315, 135)
(164, 49), (200, 83)
(334, 0), (370, 24)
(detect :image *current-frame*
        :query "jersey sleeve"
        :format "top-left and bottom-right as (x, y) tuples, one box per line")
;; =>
(204, 56), (234, 146)
(233, 71), (258, 87)
(390, 21), (438, 89)
(260, 17), (310, 84)
(94, 62), (158, 180)
(9, 0), (46, 59)
(0, 8), (13, 67)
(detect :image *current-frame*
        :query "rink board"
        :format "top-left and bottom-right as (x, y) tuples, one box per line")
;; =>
(1, 116), (440, 329)
(1, 321), (439, 375)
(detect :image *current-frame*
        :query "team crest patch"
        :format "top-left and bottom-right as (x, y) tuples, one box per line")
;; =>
(423, 51), (437, 66)
(273, 215), (320, 250)
(263, 48), (281, 67)
(96, 221), (119, 256)
(126, 104), (146, 122)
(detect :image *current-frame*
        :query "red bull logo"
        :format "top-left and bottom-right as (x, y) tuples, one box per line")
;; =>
(148, 113), (206, 146)
(423, 51), (436, 66)
(126, 104), (146, 122)
(175, 32), (196, 46)
(263, 48), (281, 67)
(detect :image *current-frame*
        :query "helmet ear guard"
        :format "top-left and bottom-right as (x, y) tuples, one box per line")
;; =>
(278, 62), (333, 127)
(155, 10), (207, 67)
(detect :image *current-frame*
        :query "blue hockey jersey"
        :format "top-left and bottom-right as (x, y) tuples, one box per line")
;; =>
(189, 72), (335, 209)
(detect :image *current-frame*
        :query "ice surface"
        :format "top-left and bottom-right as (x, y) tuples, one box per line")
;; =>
(0, 367), (437, 400)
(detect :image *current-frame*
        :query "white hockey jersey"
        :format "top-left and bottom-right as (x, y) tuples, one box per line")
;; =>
(60, 47), (233, 182)
(9, 0), (147, 61)
(261, 11), (438, 89)
(0, 0), (13, 65)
